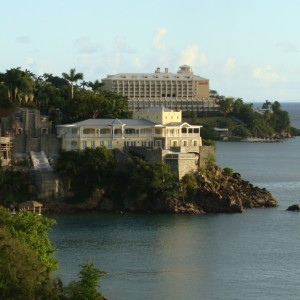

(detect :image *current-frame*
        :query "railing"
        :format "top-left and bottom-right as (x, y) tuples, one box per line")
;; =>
(60, 133), (201, 139)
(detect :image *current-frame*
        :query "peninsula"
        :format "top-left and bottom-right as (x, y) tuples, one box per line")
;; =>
(0, 67), (280, 214)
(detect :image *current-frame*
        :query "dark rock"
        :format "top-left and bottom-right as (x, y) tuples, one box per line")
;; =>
(287, 204), (300, 211)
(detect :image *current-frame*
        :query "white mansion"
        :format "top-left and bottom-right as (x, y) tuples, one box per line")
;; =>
(56, 107), (202, 152)
(56, 107), (204, 178)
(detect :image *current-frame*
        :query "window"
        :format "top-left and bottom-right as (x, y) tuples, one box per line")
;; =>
(82, 141), (87, 149)
(183, 140), (188, 147)
(91, 141), (95, 149)
(41, 128), (48, 135)
(193, 140), (198, 146)
(155, 140), (162, 147)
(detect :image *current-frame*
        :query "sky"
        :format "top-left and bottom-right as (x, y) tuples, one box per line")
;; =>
(1, 0), (300, 102)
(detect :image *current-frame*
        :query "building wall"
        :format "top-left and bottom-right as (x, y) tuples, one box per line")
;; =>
(102, 65), (216, 112)
(133, 109), (182, 124)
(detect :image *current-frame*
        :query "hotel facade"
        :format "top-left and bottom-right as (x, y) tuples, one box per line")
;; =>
(101, 65), (219, 112)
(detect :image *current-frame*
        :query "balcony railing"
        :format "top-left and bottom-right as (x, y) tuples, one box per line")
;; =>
(61, 133), (201, 139)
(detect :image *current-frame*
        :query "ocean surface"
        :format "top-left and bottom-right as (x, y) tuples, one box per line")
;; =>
(50, 102), (300, 300)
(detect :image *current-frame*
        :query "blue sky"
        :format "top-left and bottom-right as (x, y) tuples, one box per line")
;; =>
(1, 0), (300, 102)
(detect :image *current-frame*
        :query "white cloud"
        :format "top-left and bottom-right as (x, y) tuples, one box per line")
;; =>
(16, 36), (30, 43)
(75, 37), (98, 54)
(152, 27), (167, 51)
(179, 44), (207, 68)
(26, 57), (34, 67)
(222, 57), (236, 75)
(252, 65), (285, 86)
(132, 57), (142, 68)
(115, 35), (135, 54)
(276, 42), (299, 53)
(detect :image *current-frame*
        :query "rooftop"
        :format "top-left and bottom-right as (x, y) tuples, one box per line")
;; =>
(60, 118), (157, 127)
(104, 65), (208, 81)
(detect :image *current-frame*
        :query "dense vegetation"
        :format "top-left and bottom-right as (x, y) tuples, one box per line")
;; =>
(0, 67), (129, 124)
(189, 92), (296, 140)
(0, 206), (106, 300)
(55, 147), (179, 209)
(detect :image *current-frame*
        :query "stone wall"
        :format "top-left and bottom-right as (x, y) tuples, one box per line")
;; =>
(121, 146), (214, 179)
(199, 146), (215, 168)
(34, 170), (60, 200)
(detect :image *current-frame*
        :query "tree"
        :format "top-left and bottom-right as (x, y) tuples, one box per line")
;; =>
(7, 210), (58, 275)
(88, 80), (103, 95)
(232, 125), (250, 138)
(271, 100), (281, 112)
(65, 262), (105, 300)
(180, 172), (198, 200)
(262, 100), (272, 109)
(62, 68), (84, 99)
(4, 67), (35, 104)
(219, 97), (234, 118)
(0, 207), (62, 300)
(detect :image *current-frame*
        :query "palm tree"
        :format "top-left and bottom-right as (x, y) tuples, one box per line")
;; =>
(88, 80), (103, 96)
(80, 80), (89, 90)
(62, 68), (83, 99)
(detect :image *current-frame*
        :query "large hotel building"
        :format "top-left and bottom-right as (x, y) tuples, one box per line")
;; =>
(101, 65), (219, 112)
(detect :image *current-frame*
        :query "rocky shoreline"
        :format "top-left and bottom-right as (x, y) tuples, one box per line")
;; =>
(43, 167), (279, 215)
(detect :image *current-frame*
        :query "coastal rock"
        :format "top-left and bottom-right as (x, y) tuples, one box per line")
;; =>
(43, 167), (278, 215)
(191, 169), (278, 213)
(286, 204), (300, 211)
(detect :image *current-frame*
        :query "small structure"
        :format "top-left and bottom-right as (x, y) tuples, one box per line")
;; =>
(214, 127), (229, 140)
(19, 201), (43, 214)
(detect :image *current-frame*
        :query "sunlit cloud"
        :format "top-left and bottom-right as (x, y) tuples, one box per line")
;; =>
(25, 57), (34, 67)
(75, 37), (98, 54)
(179, 44), (207, 67)
(276, 42), (299, 53)
(152, 27), (167, 51)
(252, 65), (285, 86)
(132, 57), (142, 68)
(16, 36), (30, 43)
(222, 57), (236, 75)
(115, 35), (136, 54)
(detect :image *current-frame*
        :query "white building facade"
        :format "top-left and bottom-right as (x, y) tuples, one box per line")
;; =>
(101, 65), (219, 112)
(56, 107), (202, 152)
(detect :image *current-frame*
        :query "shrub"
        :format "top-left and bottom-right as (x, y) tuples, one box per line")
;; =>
(223, 167), (234, 176)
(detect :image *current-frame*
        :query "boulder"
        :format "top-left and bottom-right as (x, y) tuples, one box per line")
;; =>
(286, 204), (300, 211)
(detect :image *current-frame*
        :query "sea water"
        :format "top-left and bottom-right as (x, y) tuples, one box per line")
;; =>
(50, 103), (300, 300)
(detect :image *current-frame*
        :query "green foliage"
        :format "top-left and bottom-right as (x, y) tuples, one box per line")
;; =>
(202, 139), (216, 147)
(180, 172), (198, 199)
(200, 125), (221, 141)
(205, 152), (216, 171)
(0, 207), (62, 300)
(232, 125), (250, 138)
(0, 227), (49, 300)
(0, 207), (58, 274)
(219, 97), (234, 117)
(55, 147), (115, 201)
(105, 157), (178, 210)
(0, 168), (35, 205)
(65, 263), (105, 300)
(223, 167), (234, 176)
(0, 67), (129, 123)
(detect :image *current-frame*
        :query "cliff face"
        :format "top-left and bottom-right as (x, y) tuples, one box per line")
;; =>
(44, 167), (278, 214)
(159, 169), (278, 214)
